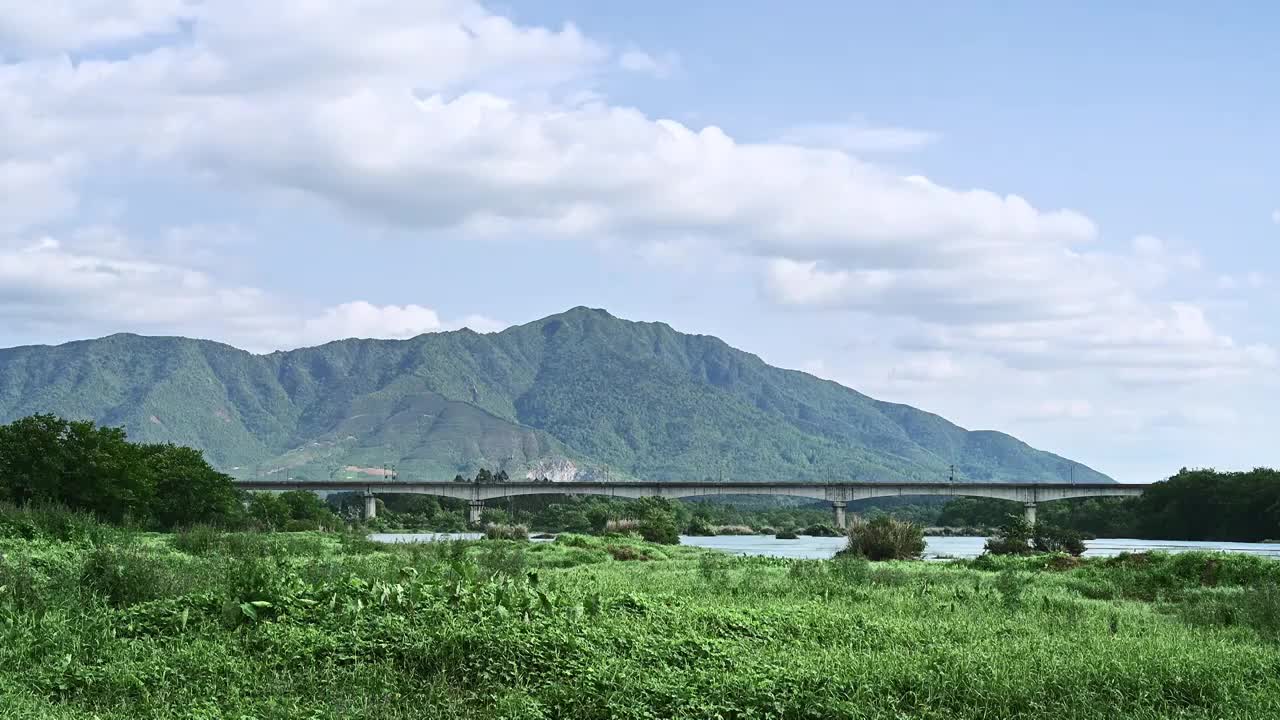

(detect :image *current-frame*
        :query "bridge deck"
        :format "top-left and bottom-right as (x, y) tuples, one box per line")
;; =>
(234, 479), (1150, 504)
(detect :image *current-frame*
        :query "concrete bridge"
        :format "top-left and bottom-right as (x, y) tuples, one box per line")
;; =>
(234, 479), (1151, 528)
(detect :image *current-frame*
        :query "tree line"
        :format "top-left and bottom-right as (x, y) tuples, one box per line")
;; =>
(0, 414), (242, 528)
(937, 468), (1280, 542)
(0, 414), (345, 531)
(4, 415), (1276, 541)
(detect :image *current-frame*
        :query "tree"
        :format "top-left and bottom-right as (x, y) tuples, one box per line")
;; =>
(452, 474), (467, 483)
(0, 414), (153, 523)
(630, 497), (681, 545)
(247, 492), (291, 530)
(495, 469), (510, 483)
(144, 443), (241, 528)
(984, 516), (1035, 555)
(475, 468), (494, 484)
(279, 490), (333, 524)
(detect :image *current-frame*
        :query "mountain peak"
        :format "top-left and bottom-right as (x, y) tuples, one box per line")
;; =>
(0, 314), (1113, 485)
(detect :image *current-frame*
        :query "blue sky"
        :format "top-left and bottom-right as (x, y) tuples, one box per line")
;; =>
(1, 2), (1276, 482)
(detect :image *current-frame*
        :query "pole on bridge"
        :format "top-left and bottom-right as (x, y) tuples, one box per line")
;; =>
(468, 501), (485, 528)
(363, 491), (377, 521)
(831, 501), (848, 531)
(1023, 502), (1037, 528)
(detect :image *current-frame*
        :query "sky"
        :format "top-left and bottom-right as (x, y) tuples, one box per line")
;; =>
(1, 1), (1277, 482)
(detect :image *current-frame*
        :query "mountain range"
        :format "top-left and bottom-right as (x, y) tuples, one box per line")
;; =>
(0, 307), (1111, 485)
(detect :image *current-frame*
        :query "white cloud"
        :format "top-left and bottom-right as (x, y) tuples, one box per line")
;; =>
(1019, 400), (1095, 422)
(0, 0), (1270, 388)
(300, 302), (443, 344)
(0, 230), (501, 350)
(0, 158), (81, 233)
(779, 118), (938, 153)
(618, 49), (680, 78)
(1216, 272), (1267, 291)
(887, 352), (965, 384)
(0, 1), (197, 57)
(454, 314), (507, 333)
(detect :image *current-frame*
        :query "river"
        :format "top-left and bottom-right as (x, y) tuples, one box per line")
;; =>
(370, 532), (1280, 560)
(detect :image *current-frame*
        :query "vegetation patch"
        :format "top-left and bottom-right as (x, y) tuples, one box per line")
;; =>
(841, 516), (926, 561)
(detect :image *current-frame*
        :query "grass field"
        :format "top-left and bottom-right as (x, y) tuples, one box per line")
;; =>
(3, 516), (1280, 719)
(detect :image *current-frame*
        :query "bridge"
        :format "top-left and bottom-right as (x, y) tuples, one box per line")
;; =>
(233, 479), (1151, 528)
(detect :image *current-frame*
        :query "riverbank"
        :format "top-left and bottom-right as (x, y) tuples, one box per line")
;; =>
(4, 528), (1280, 718)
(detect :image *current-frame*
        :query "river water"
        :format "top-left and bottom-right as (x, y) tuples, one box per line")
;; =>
(370, 532), (1280, 560)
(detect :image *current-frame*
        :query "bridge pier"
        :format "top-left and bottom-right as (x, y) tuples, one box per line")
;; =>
(363, 491), (377, 521)
(831, 501), (847, 530)
(468, 501), (485, 527)
(1024, 502), (1037, 527)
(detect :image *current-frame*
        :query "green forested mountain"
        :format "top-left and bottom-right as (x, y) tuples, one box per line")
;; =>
(0, 307), (1111, 484)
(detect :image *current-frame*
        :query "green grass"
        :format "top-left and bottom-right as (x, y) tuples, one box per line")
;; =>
(3, 524), (1280, 719)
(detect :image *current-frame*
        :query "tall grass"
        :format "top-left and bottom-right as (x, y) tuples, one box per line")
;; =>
(841, 516), (926, 561)
(483, 523), (529, 540)
(4, 527), (1280, 719)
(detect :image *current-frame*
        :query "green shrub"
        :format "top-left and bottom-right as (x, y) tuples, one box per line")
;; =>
(338, 532), (382, 555)
(0, 504), (38, 540)
(172, 525), (223, 556)
(685, 518), (717, 536)
(606, 544), (652, 561)
(985, 517), (1034, 555)
(0, 502), (112, 544)
(554, 533), (601, 549)
(775, 530), (799, 540)
(0, 557), (44, 613)
(1034, 525), (1088, 556)
(283, 519), (321, 532)
(220, 532), (277, 558)
(80, 546), (183, 607)
(842, 517), (925, 561)
(477, 543), (527, 578)
(996, 568), (1030, 609)
(802, 523), (841, 537)
(637, 517), (679, 545)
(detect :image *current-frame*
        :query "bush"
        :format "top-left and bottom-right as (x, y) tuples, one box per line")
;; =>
(685, 518), (717, 536)
(984, 517), (1034, 556)
(606, 544), (653, 561)
(802, 523), (841, 537)
(337, 532), (382, 555)
(842, 517), (925, 561)
(995, 568), (1030, 609)
(0, 504), (38, 540)
(637, 517), (679, 545)
(484, 523), (530, 541)
(172, 525), (223, 555)
(284, 519), (322, 532)
(716, 525), (756, 536)
(775, 530), (799, 540)
(554, 533), (601, 549)
(220, 532), (277, 559)
(0, 503), (112, 544)
(80, 546), (183, 607)
(1034, 525), (1088, 556)
(986, 518), (1088, 557)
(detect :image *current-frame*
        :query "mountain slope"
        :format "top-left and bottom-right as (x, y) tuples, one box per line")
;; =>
(0, 307), (1112, 484)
